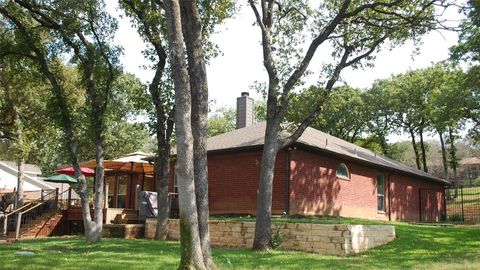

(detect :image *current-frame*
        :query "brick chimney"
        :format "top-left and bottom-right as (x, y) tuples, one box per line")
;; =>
(236, 92), (254, 129)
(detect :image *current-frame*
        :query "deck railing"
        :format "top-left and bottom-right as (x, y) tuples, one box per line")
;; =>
(1, 188), (61, 239)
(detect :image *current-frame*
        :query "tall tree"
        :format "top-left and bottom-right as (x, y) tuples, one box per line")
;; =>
(0, 57), (49, 207)
(390, 69), (432, 172)
(164, 0), (236, 267)
(287, 85), (367, 142)
(364, 80), (397, 156)
(426, 63), (467, 181)
(120, 0), (175, 240)
(120, 0), (234, 245)
(451, 0), (480, 146)
(247, 0), (447, 250)
(164, 0), (207, 268)
(0, 0), (120, 243)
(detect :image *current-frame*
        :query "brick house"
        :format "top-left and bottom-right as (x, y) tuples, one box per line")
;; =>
(166, 93), (448, 222)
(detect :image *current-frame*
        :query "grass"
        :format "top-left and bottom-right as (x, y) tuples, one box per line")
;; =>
(1, 222), (479, 269)
(211, 215), (395, 225)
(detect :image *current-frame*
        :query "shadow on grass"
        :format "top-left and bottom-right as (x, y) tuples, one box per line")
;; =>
(1, 224), (479, 270)
(1, 238), (180, 270)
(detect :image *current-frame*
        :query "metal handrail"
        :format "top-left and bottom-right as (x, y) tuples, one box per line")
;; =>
(4, 202), (33, 218)
(2, 188), (57, 238)
(14, 189), (59, 239)
(4, 189), (56, 218)
(19, 202), (46, 215)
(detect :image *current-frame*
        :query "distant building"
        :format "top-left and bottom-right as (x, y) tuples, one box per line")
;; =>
(0, 161), (53, 192)
(460, 157), (480, 185)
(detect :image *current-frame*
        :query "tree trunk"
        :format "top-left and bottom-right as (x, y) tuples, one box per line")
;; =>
(407, 124), (421, 170)
(165, 0), (205, 268)
(180, 0), (213, 267)
(88, 132), (104, 243)
(418, 125), (428, 173)
(14, 127), (25, 208)
(438, 130), (449, 181)
(151, 90), (174, 240)
(15, 159), (25, 208)
(0, 10), (101, 242)
(155, 146), (171, 240)
(253, 122), (279, 251)
(144, 34), (173, 240)
(379, 134), (389, 156)
(448, 127), (459, 187)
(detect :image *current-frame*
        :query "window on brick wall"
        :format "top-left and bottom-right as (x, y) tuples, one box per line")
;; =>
(377, 174), (385, 212)
(336, 163), (350, 179)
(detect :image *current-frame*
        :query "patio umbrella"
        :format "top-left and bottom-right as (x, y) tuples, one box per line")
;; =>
(55, 167), (95, 177)
(77, 153), (154, 208)
(110, 152), (154, 207)
(44, 174), (78, 184)
(111, 152), (154, 174)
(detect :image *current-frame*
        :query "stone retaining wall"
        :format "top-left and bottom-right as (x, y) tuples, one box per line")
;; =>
(144, 219), (395, 254)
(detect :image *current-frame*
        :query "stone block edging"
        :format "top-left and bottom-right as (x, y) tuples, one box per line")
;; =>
(144, 219), (395, 255)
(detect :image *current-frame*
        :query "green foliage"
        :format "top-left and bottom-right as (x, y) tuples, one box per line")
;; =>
(451, 0), (480, 63)
(207, 101), (269, 137)
(208, 106), (236, 137)
(474, 177), (480, 186)
(270, 223), (283, 249)
(464, 66), (480, 144)
(254, 99), (267, 123)
(448, 213), (464, 223)
(0, 55), (54, 168)
(288, 85), (367, 142)
(0, 54), (150, 173)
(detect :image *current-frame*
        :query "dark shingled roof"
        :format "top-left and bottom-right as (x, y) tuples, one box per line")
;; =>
(160, 122), (448, 185)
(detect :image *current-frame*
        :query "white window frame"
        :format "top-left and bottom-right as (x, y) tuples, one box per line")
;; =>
(336, 163), (350, 180)
(377, 174), (385, 212)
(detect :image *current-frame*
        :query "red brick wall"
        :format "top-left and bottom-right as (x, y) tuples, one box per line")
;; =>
(166, 147), (445, 221)
(389, 174), (444, 222)
(169, 149), (287, 215)
(289, 149), (388, 220)
(289, 148), (445, 222)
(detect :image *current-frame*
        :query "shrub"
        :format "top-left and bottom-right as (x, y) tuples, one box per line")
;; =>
(474, 177), (480, 186)
(448, 213), (463, 222)
(271, 224), (283, 249)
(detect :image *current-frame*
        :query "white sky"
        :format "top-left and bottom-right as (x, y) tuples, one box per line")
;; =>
(108, 2), (464, 141)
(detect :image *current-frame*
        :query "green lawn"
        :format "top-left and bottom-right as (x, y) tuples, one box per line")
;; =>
(1, 223), (479, 270)
(211, 215), (396, 225)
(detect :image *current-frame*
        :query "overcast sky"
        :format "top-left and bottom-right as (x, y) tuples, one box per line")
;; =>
(110, 2), (462, 106)
(108, 2), (464, 141)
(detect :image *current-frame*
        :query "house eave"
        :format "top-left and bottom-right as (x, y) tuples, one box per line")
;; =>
(292, 142), (448, 185)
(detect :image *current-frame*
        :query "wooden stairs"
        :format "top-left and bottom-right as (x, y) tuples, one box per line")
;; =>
(5, 210), (64, 239)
